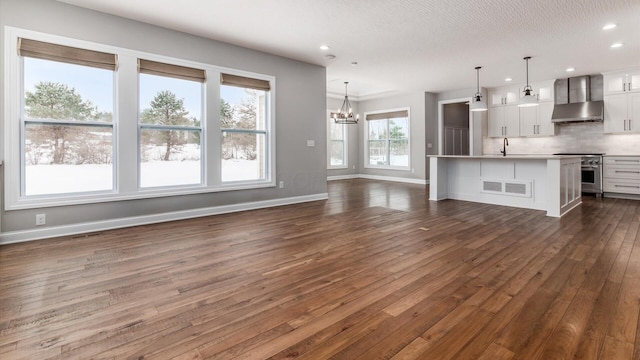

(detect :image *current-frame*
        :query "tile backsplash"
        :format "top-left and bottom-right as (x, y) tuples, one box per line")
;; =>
(483, 122), (640, 155)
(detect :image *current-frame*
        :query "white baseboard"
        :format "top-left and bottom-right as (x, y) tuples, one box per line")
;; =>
(0, 193), (329, 245)
(327, 174), (360, 181)
(327, 173), (428, 185)
(358, 174), (428, 185)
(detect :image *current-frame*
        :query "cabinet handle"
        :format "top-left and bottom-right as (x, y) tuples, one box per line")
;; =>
(624, 83), (626, 92)
(614, 170), (640, 174)
(630, 119), (632, 131)
(615, 159), (640, 163)
(624, 119), (628, 131)
(615, 185), (640, 189)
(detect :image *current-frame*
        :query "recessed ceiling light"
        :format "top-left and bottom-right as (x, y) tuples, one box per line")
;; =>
(351, 61), (358, 66)
(319, 45), (330, 51)
(611, 43), (624, 48)
(505, 78), (512, 82)
(602, 24), (617, 30)
(566, 67), (575, 72)
(325, 54), (336, 60)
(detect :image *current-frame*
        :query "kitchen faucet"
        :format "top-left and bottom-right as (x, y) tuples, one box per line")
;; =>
(500, 137), (509, 157)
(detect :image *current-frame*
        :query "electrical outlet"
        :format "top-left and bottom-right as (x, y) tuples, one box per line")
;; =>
(306, 140), (315, 147)
(279, 180), (284, 188)
(36, 214), (46, 226)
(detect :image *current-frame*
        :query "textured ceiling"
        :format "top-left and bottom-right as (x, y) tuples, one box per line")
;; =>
(59, 0), (640, 100)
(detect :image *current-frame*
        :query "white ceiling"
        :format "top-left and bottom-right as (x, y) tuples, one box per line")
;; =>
(59, 0), (640, 100)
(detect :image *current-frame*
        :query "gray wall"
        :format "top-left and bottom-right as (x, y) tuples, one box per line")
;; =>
(424, 92), (438, 180)
(359, 92), (427, 181)
(326, 97), (359, 176)
(0, 0), (327, 233)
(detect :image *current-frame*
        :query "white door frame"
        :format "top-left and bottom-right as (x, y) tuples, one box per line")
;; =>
(437, 97), (474, 156)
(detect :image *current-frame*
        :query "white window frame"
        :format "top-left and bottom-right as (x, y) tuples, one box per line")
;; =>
(219, 84), (271, 184)
(326, 110), (348, 169)
(363, 107), (411, 171)
(3, 27), (276, 210)
(137, 65), (205, 189)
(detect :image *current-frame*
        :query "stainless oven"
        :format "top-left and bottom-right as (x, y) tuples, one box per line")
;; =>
(554, 153), (604, 196)
(581, 155), (603, 195)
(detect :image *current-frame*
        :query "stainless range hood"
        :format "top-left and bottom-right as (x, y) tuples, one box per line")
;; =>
(551, 75), (604, 123)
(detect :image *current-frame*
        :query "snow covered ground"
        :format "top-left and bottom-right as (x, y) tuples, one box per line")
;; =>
(25, 159), (262, 196)
(25, 143), (263, 195)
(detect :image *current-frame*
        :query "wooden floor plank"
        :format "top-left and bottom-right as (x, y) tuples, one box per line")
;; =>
(1, 179), (639, 359)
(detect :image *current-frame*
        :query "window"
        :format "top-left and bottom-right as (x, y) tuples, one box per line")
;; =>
(220, 73), (270, 182)
(4, 28), (276, 210)
(138, 59), (204, 188)
(365, 109), (410, 169)
(20, 38), (116, 196)
(327, 114), (347, 169)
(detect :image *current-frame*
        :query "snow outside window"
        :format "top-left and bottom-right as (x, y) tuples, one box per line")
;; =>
(365, 109), (410, 169)
(327, 116), (347, 169)
(220, 84), (268, 182)
(22, 56), (115, 196)
(138, 66), (204, 188)
(5, 29), (276, 210)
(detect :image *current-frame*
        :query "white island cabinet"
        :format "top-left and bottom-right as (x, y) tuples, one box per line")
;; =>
(429, 155), (582, 217)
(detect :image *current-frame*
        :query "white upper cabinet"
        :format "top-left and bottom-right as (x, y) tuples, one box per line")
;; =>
(519, 102), (554, 137)
(488, 105), (519, 137)
(531, 80), (555, 102)
(489, 86), (519, 107)
(603, 69), (640, 95)
(488, 81), (555, 138)
(604, 92), (640, 134)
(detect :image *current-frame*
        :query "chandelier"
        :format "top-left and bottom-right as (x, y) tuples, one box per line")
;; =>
(331, 82), (359, 124)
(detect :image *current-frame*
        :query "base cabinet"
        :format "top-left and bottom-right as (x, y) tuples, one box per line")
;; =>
(603, 156), (640, 195)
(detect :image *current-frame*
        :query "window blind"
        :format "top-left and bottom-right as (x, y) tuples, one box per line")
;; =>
(220, 73), (270, 91)
(365, 110), (409, 121)
(138, 59), (206, 83)
(18, 38), (117, 71)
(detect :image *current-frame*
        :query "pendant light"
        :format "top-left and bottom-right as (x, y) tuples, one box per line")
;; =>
(331, 82), (359, 124)
(470, 66), (487, 112)
(518, 56), (538, 107)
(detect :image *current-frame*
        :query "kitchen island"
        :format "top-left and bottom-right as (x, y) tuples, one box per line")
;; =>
(428, 155), (582, 217)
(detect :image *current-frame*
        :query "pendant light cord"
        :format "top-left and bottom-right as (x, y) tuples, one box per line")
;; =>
(524, 56), (531, 87)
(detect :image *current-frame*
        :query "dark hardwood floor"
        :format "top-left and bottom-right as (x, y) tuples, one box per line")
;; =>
(1, 179), (639, 359)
